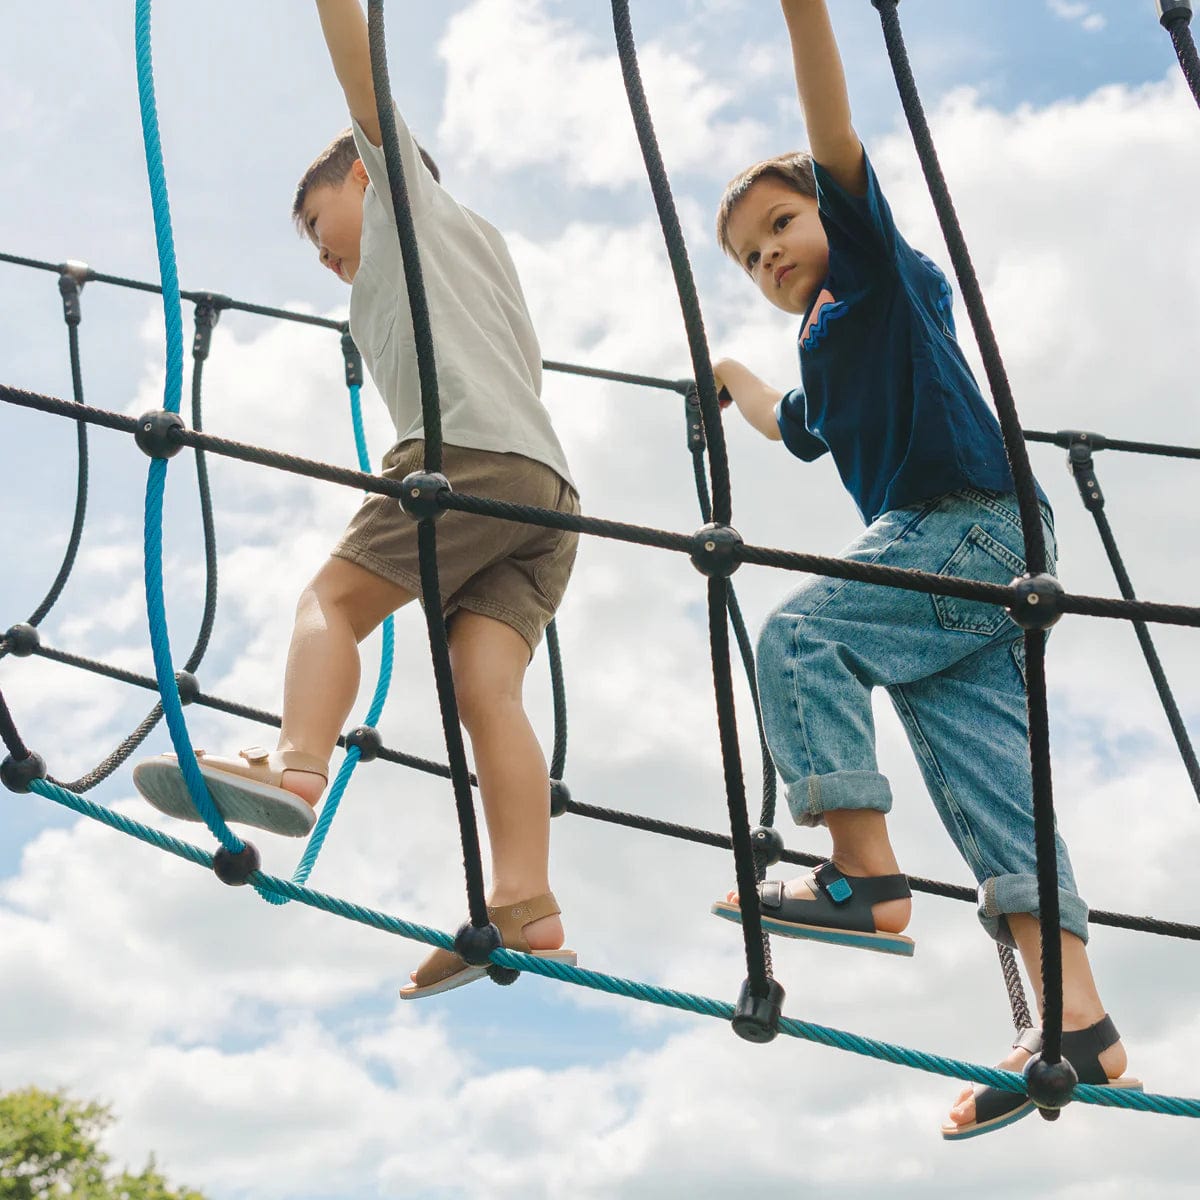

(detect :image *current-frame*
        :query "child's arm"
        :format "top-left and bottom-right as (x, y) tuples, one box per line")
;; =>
(713, 358), (783, 441)
(315, 0), (382, 146)
(780, 0), (867, 196)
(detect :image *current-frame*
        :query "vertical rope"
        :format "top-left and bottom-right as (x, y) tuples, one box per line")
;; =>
(1161, 4), (1200, 108)
(546, 619), (568, 782)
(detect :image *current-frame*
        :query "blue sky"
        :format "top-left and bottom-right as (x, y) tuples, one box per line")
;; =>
(3, 2), (1200, 1197)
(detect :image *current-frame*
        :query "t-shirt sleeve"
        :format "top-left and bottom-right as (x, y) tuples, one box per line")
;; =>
(351, 102), (439, 223)
(812, 149), (900, 270)
(776, 389), (829, 462)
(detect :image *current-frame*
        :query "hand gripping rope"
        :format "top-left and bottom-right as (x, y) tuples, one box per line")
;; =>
(2, 0), (1200, 1120)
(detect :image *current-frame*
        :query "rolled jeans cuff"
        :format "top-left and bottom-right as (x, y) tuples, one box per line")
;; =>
(785, 770), (894, 829)
(977, 873), (1090, 948)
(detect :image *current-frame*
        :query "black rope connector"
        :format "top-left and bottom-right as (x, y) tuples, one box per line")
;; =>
(134, 410), (186, 460)
(57, 272), (84, 327)
(399, 471), (451, 520)
(1009, 574), (1065, 631)
(454, 919), (503, 966)
(174, 670), (200, 706)
(212, 840), (261, 886)
(487, 963), (521, 986)
(346, 724), (383, 762)
(3, 623), (41, 657)
(341, 330), (364, 388)
(750, 825), (785, 868)
(689, 523), (743, 578)
(732, 976), (785, 1044)
(1158, 0), (1193, 28)
(549, 778), (571, 817)
(1023, 1052), (1078, 1118)
(1, 750), (47, 794)
(1067, 433), (1105, 512)
(191, 294), (228, 362)
(684, 385), (705, 452)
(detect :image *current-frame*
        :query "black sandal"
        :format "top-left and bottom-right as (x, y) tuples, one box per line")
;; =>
(711, 862), (915, 957)
(941, 1014), (1144, 1140)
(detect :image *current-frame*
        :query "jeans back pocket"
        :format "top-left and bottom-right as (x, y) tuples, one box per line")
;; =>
(933, 524), (1024, 636)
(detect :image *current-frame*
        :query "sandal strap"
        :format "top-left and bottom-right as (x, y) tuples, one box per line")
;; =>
(487, 892), (560, 952)
(238, 746), (328, 782)
(1012, 1026), (1044, 1055)
(812, 862), (912, 905)
(1061, 1015), (1120, 1084)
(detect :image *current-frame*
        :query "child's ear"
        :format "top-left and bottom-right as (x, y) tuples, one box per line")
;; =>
(351, 158), (369, 189)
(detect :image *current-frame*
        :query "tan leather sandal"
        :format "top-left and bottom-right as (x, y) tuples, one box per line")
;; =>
(132, 745), (328, 838)
(400, 892), (577, 1000)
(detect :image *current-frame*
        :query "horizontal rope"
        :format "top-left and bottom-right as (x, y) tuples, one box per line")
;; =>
(22, 774), (1200, 1117)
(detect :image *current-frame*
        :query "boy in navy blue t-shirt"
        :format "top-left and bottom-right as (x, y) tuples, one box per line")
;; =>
(710, 0), (1140, 1138)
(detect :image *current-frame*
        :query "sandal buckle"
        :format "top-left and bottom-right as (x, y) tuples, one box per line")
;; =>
(815, 862), (853, 904)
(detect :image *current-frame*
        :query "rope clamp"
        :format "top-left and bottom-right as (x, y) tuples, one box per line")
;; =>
(1024, 1052), (1078, 1117)
(454, 918), (502, 966)
(690, 523), (743, 578)
(134, 409), (186, 459)
(175, 670), (200, 706)
(683, 384), (705, 452)
(1158, 0), (1193, 28)
(750, 825), (784, 868)
(57, 272), (84, 327)
(1009, 573), (1065, 631)
(3, 623), (41, 657)
(346, 724), (383, 762)
(212, 840), (261, 886)
(1066, 433), (1105, 512)
(549, 778), (571, 817)
(399, 471), (451, 521)
(732, 975), (785, 1044)
(191, 295), (228, 361)
(341, 330), (364, 388)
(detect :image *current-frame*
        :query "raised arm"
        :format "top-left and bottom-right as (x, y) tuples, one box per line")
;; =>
(780, 0), (867, 195)
(315, 0), (382, 146)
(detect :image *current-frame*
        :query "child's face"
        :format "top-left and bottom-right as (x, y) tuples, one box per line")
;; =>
(725, 178), (828, 315)
(300, 160), (369, 284)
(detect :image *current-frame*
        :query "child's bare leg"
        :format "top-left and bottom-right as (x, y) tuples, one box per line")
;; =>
(409, 611), (562, 982)
(946, 918), (1128, 1127)
(726, 809), (911, 933)
(277, 557), (413, 805)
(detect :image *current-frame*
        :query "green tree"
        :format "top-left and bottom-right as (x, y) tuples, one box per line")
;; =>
(0, 1087), (207, 1200)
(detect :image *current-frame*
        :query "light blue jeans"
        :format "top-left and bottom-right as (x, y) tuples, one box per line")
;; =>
(755, 488), (1088, 948)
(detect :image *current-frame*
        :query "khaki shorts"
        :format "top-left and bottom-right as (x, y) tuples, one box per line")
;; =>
(332, 439), (579, 653)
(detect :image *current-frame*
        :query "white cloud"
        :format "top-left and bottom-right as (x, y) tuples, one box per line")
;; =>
(1048, 1), (1107, 33)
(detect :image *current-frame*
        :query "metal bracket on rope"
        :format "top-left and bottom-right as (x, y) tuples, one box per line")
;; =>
(399, 471), (451, 520)
(191, 293), (228, 361)
(134, 409), (185, 459)
(1159, 1), (1193, 28)
(57, 264), (87, 327)
(1066, 433), (1105, 512)
(346, 724), (383, 762)
(683, 384), (705, 452)
(1024, 1053), (1079, 1121)
(689, 523), (743, 577)
(1, 750), (47, 794)
(1009, 574), (1065, 631)
(3, 624), (41, 657)
(341, 330), (364, 388)
(732, 975), (786, 1044)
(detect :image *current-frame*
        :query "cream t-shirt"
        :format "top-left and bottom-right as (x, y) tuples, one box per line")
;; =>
(349, 109), (574, 490)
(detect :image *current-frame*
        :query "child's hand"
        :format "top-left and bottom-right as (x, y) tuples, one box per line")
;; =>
(709, 357), (784, 442)
(711, 360), (734, 409)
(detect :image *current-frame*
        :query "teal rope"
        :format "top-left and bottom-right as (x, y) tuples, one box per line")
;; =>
(256, 382), (395, 904)
(27, 775), (1200, 1118)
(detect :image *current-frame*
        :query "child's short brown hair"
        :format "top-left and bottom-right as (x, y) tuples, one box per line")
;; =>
(291, 129), (442, 233)
(715, 151), (816, 259)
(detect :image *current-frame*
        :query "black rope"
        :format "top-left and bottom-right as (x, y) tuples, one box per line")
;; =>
(1024, 429), (1200, 461)
(366, 0), (442, 473)
(545, 619), (568, 782)
(0, 688), (31, 762)
(999, 943), (1034, 1032)
(609, 0), (731, 527)
(1160, 2), (1200, 108)
(7, 385), (1200, 630)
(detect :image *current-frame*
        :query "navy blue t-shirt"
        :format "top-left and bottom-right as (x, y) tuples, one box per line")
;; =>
(775, 152), (1034, 525)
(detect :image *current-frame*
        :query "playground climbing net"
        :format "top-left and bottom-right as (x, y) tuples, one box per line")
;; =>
(3, 0), (1200, 1121)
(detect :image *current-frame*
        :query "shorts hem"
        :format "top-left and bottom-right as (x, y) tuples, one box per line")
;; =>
(330, 543), (422, 595)
(454, 595), (542, 656)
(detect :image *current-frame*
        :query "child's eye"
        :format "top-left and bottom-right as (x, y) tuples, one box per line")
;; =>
(746, 251), (760, 270)
(774, 214), (791, 231)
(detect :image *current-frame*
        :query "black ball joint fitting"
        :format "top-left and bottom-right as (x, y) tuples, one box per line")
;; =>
(174, 670), (200, 706)
(549, 779), (571, 818)
(1, 751), (47, 794)
(399, 471), (451, 520)
(454, 919), (502, 966)
(1024, 1052), (1078, 1121)
(487, 964), (521, 986)
(1158, 1), (1193, 30)
(750, 825), (785, 868)
(346, 725), (383, 762)
(690, 523), (743, 578)
(732, 976), (785, 1044)
(135, 410), (185, 459)
(1009, 573), (1064, 631)
(212, 840), (261, 886)
(3, 623), (41, 657)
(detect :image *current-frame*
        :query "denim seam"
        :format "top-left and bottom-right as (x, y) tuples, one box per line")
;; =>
(889, 684), (992, 880)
